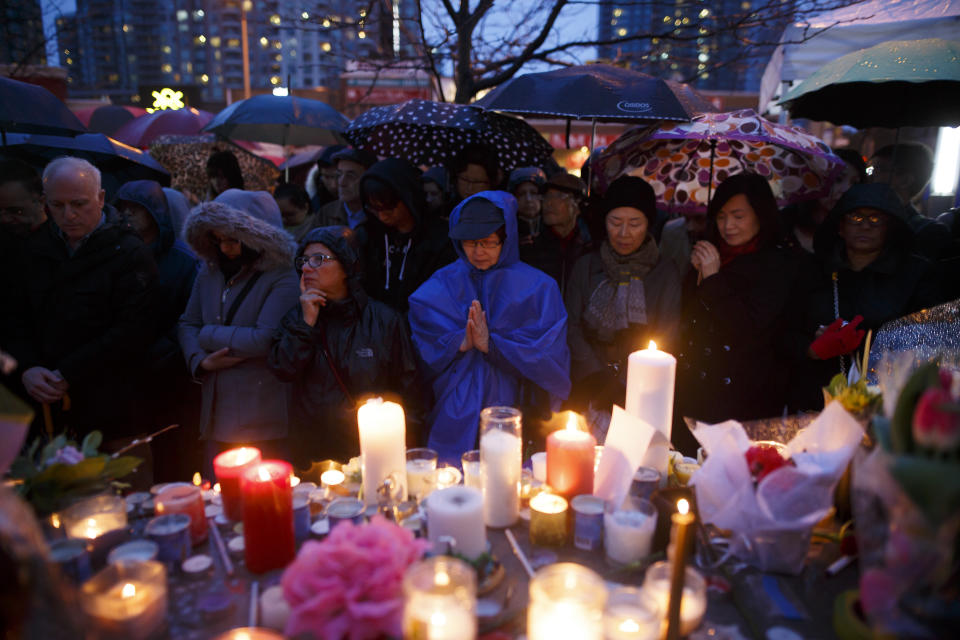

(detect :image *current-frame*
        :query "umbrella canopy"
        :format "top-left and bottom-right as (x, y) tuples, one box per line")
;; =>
(112, 108), (214, 149)
(278, 147), (324, 170)
(148, 134), (279, 197)
(344, 99), (554, 171)
(74, 104), (148, 135)
(1, 132), (170, 198)
(202, 94), (348, 146)
(779, 38), (960, 128)
(474, 64), (696, 122)
(0, 76), (87, 140)
(595, 109), (845, 214)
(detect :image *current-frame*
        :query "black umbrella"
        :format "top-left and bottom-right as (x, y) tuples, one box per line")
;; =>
(0, 76), (87, 142)
(203, 94), (349, 146)
(343, 99), (554, 171)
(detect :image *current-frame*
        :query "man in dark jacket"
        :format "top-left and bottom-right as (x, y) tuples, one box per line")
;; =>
(6, 157), (157, 440)
(269, 226), (422, 465)
(314, 147), (377, 244)
(521, 172), (593, 295)
(360, 158), (456, 312)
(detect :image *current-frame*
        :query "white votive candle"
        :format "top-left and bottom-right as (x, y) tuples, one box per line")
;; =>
(403, 556), (477, 640)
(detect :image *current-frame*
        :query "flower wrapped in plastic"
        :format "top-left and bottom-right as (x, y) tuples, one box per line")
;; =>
(690, 401), (864, 574)
(852, 359), (960, 636)
(281, 515), (431, 639)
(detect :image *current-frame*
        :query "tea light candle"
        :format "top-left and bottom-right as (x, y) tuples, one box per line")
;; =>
(259, 584), (291, 632)
(241, 461), (295, 574)
(529, 493), (568, 547)
(213, 447), (262, 521)
(642, 561), (706, 637)
(403, 556), (477, 640)
(604, 497), (657, 565)
(61, 495), (129, 568)
(528, 563), (606, 640)
(107, 540), (159, 566)
(80, 560), (167, 640)
(479, 407), (522, 528)
(546, 412), (596, 499)
(320, 469), (346, 499)
(625, 341), (676, 440)
(603, 586), (661, 640)
(155, 484), (208, 545)
(426, 486), (486, 559)
(358, 398), (407, 506)
(435, 465), (462, 489)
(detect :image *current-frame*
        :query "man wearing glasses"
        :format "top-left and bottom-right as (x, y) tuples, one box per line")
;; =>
(314, 147), (377, 246)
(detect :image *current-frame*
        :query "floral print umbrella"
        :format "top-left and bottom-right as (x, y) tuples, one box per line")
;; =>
(343, 99), (553, 171)
(595, 109), (846, 214)
(149, 134), (279, 198)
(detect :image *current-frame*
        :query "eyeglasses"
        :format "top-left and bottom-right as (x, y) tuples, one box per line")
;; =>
(462, 239), (503, 250)
(295, 253), (337, 269)
(844, 212), (885, 228)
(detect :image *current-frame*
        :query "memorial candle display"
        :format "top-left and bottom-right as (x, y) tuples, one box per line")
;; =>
(241, 460), (295, 573)
(213, 447), (262, 521)
(528, 492), (568, 547)
(546, 412), (596, 498)
(80, 560), (167, 640)
(625, 341), (677, 440)
(642, 561), (707, 637)
(358, 398), (408, 506)
(426, 486), (486, 559)
(528, 563), (606, 640)
(479, 406), (522, 528)
(403, 556), (477, 640)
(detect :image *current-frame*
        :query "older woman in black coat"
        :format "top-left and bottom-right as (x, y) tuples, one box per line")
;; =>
(676, 173), (796, 436)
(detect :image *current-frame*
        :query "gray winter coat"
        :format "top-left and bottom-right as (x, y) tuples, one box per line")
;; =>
(178, 194), (300, 442)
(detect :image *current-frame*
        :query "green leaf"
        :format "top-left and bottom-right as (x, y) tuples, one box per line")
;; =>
(102, 456), (142, 480)
(33, 456), (106, 487)
(81, 431), (103, 457)
(827, 374), (847, 397)
(890, 361), (940, 454)
(26, 436), (41, 462)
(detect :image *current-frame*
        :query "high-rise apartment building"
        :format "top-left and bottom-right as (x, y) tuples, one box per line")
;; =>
(2, 0), (47, 66)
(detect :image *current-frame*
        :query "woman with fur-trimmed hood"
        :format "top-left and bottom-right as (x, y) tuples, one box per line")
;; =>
(178, 189), (300, 472)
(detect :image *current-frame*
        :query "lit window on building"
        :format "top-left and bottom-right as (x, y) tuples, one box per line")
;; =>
(162, 64), (173, 73)
(613, 8), (622, 17)
(200, 74), (209, 83)
(273, 41), (282, 49)
(662, 16), (670, 23)
(302, 12), (309, 20)
(228, 38), (241, 48)
(699, 9), (710, 18)
(176, 10), (188, 21)
(610, 19), (617, 26)
(322, 19), (331, 28)
(358, 31), (366, 39)
(260, 36), (269, 47)
(270, 14), (281, 25)
(65, 57), (73, 65)
(741, 2), (751, 9)
(617, 28), (627, 36)
(195, 9), (204, 19)
(698, 52), (709, 62)
(211, 36), (221, 47)
(290, 50), (297, 57)
(321, 42), (331, 52)
(122, 24), (131, 33)
(270, 76), (281, 85)
(163, 45), (172, 54)
(196, 35), (206, 44)
(108, 73), (119, 83)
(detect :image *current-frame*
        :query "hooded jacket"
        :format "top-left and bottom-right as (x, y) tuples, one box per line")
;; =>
(268, 226), (422, 463)
(361, 158), (456, 312)
(783, 183), (941, 410)
(178, 190), (300, 442)
(408, 191), (571, 461)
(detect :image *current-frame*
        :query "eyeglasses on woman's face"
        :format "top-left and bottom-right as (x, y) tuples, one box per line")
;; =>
(295, 253), (337, 270)
(461, 238), (503, 250)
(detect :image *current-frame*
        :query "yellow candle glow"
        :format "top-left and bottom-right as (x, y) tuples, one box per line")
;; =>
(121, 583), (136, 599)
(213, 483), (221, 494)
(435, 465), (462, 489)
(321, 469), (345, 486)
(291, 476), (301, 488)
(529, 493), (569, 547)
(192, 472), (202, 486)
(648, 340), (657, 350)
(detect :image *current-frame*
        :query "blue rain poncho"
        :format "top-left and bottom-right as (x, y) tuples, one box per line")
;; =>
(408, 191), (571, 460)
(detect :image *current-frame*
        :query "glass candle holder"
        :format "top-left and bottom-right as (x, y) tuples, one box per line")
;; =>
(435, 464), (462, 490)
(403, 555), (477, 640)
(80, 560), (167, 640)
(154, 484), (208, 545)
(641, 561), (707, 637)
(479, 406), (522, 528)
(61, 495), (128, 568)
(460, 450), (480, 490)
(406, 448), (438, 502)
(528, 492), (568, 547)
(213, 447), (262, 521)
(528, 562), (606, 640)
(604, 496), (657, 566)
(242, 460), (295, 574)
(603, 586), (661, 640)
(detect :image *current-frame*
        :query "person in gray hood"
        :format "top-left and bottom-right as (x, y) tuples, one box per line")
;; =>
(269, 226), (422, 465)
(178, 189), (300, 474)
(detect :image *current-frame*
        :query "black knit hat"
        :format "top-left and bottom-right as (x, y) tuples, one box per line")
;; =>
(601, 175), (657, 222)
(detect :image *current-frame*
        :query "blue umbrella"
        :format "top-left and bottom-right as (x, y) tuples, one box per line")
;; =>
(202, 94), (349, 146)
(0, 76), (87, 142)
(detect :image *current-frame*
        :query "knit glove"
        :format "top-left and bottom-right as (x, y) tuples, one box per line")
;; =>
(810, 315), (865, 360)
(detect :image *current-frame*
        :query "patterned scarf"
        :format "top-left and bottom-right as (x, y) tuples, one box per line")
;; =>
(583, 238), (660, 342)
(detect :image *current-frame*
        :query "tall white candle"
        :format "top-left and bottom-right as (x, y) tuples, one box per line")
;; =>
(625, 341), (677, 441)
(357, 398), (408, 506)
(480, 428), (521, 527)
(426, 486), (487, 559)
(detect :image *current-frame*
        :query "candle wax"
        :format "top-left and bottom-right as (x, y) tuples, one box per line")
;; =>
(605, 509), (656, 565)
(480, 428), (521, 527)
(213, 447), (262, 521)
(546, 427), (596, 498)
(242, 461), (295, 573)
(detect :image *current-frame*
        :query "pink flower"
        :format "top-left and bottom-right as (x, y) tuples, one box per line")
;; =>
(281, 515), (431, 640)
(912, 387), (960, 451)
(45, 445), (84, 467)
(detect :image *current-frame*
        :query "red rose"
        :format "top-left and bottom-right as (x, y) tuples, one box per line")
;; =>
(745, 443), (791, 481)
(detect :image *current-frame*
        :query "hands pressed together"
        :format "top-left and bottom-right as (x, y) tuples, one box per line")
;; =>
(690, 240), (721, 281)
(459, 299), (489, 354)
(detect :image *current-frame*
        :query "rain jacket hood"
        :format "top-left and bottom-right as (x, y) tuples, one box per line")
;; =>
(409, 190), (571, 460)
(184, 190), (296, 272)
(360, 158), (425, 226)
(114, 180), (175, 254)
(163, 187), (192, 241)
(298, 225), (365, 300)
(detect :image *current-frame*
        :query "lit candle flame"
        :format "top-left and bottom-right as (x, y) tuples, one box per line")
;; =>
(648, 340), (657, 350)
(435, 570), (450, 587)
(257, 466), (271, 482)
(291, 476), (301, 488)
(213, 482), (221, 494)
(678, 498), (689, 515)
(121, 583), (136, 599)
(321, 469), (345, 486)
(619, 618), (641, 633)
(565, 411), (579, 432)
(192, 472), (202, 486)
(429, 611), (448, 627)
(50, 513), (61, 529)
(84, 517), (99, 539)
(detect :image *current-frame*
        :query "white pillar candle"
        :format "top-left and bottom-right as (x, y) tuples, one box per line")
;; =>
(528, 563), (606, 640)
(480, 428), (522, 527)
(357, 398), (408, 506)
(426, 486), (486, 559)
(604, 498), (658, 565)
(259, 584), (291, 632)
(625, 341), (677, 441)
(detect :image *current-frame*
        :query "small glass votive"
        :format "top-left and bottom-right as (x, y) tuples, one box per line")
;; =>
(641, 561), (707, 637)
(403, 556), (477, 640)
(406, 448), (438, 502)
(461, 449), (480, 489)
(435, 464), (462, 489)
(154, 484), (208, 545)
(80, 560), (167, 640)
(320, 468), (347, 499)
(60, 495), (129, 568)
(604, 496), (657, 566)
(528, 562), (606, 640)
(603, 586), (661, 640)
(529, 492), (568, 547)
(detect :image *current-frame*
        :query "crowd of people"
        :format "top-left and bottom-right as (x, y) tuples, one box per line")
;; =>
(1, 138), (957, 477)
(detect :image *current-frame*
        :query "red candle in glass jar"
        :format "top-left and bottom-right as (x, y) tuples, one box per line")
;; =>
(213, 447), (261, 521)
(155, 484), (208, 545)
(241, 460), (295, 574)
(546, 412), (597, 498)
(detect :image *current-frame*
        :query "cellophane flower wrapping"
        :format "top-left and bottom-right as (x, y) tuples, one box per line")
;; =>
(281, 514), (431, 640)
(690, 401), (864, 574)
